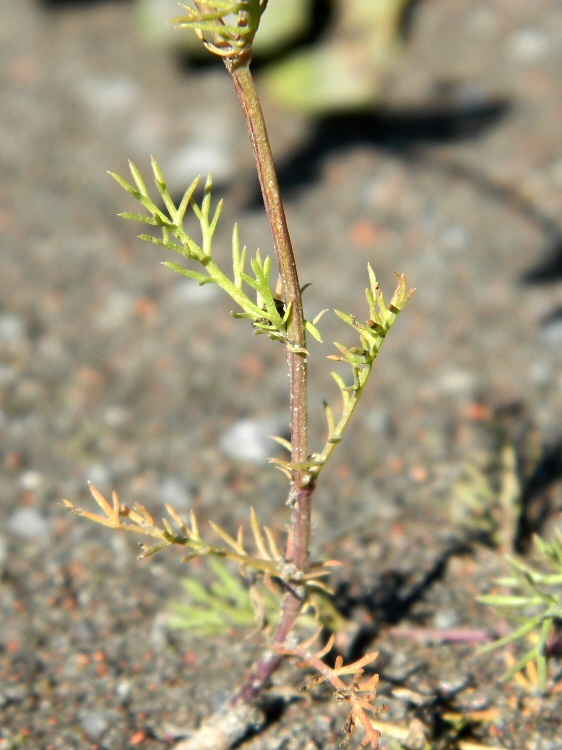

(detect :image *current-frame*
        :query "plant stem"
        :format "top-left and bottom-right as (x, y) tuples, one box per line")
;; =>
(227, 63), (312, 565)
(224, 61), (314, 697)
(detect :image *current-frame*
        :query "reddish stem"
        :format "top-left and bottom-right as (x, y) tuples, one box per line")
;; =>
(224, 62), (313, 701)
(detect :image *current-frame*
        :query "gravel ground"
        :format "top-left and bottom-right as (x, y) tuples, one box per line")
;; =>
(1, 1), (562, 748)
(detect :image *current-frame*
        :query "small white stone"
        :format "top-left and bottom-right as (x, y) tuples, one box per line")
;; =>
(160, 476), (192, 510)
(115, 680), (133, 700)
(19, 470), (44, 491)
(220, 418), (284, 463)
(438, 369), (475, 394)
(8, 507), (51, 540)
(165, 141), (231, 187)
(77, 76), (139, 113)
(104, 406), (128, 428)
(78, 709), (110, 739)
(434, 608), (460, 630)
(95, 291), (135, 330)
(86, 464), (112, 487)
(508, 28), (550, 63)
(173, 278), (221, 304)
(364, 408), (392, 435)
(0, 314), (27, 344)
(442, 224), (471, 252)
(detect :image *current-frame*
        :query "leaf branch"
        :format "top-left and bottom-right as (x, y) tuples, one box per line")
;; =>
(64, 484), (287, 577)
(110, 159), (309, 347)
(275, 629), (381, 749)
(62, 484), (337, 596)
(270, 270), (414, 482)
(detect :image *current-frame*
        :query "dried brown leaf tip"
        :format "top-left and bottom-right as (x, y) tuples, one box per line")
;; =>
(275, 630), (381, 749)
(62, 486), (296, 580)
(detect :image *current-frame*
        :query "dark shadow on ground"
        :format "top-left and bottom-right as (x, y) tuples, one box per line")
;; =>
(516, 437), (562, 549)
(243, 97), (562, 281)
(489, 403), (562, 552)
(335, 541), (472, 664)
(521, 242), (562, 284)
(268, 98), (510, 196)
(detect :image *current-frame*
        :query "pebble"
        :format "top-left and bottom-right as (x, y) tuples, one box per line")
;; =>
(364, 407), (393, 435)
(437, 368), (476, 395)
(94, 291), (135, 330)
(508, 28), (551, 63)
(173, 278), (221, 304)
(103, 406), (129, 428)
(86, 463), (112, 487)
(78, 709), (110, 739)
(115, 680), (133, 700)
(0, 313), (27, 344)
(160, 476), (192, 510)
(219, 417), (285, 463)
(75, 75), (139, 113)
(165, 140), (232, 188)
(8, 507), (51, 540)
(529, 360), (554, 387)
(441, 224), (471, 253)
(433, 608), (460, 630)
(19, 470), (44, 491)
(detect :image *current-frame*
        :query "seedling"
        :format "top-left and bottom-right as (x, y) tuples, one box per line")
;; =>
(479, 527), (562, 693)
(64, 3), (413, 747)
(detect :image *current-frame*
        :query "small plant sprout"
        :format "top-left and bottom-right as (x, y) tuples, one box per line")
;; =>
(63, 2), (413, 748)
(478, 527), (562, 693)
(276, 629), (382, 749)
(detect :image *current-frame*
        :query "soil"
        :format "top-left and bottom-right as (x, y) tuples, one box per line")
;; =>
(1, 1), (562, 749)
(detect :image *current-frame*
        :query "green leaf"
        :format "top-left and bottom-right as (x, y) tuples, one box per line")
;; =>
(108, 170), (136, 195)
(231, 225), (247, 289)
(119, 212), (159, 225)
(177, 176), (201, 225)
(138, 234), (180, 251)
(270, 435), (292, 453)
(479, 617), (539, 653)
(478, 594), (540, 608)
(151, 156), (177, 218)
(305, 319), (323, 342)
(128, 160), (150, 197)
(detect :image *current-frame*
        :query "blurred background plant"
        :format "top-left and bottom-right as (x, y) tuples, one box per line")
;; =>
(451, 408), (553, 555)
(167, 556), (348, 637)
(479, 527), (562, 694)
(168, 557), (281, 636)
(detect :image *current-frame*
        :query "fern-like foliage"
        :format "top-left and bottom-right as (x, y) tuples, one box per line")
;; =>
(109, 158), (320, 353)
(63, 483), (338, 591)
(168, 556), (282, 636)
(271, 267), (414, 482)
(276, 629), (381, 749)
(478, 526), (562, 692)
(168, 553), (349, 638)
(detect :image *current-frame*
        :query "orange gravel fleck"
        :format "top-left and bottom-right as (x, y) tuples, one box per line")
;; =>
(350, 220), (381, 247)
(462, 402), (492, 421)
